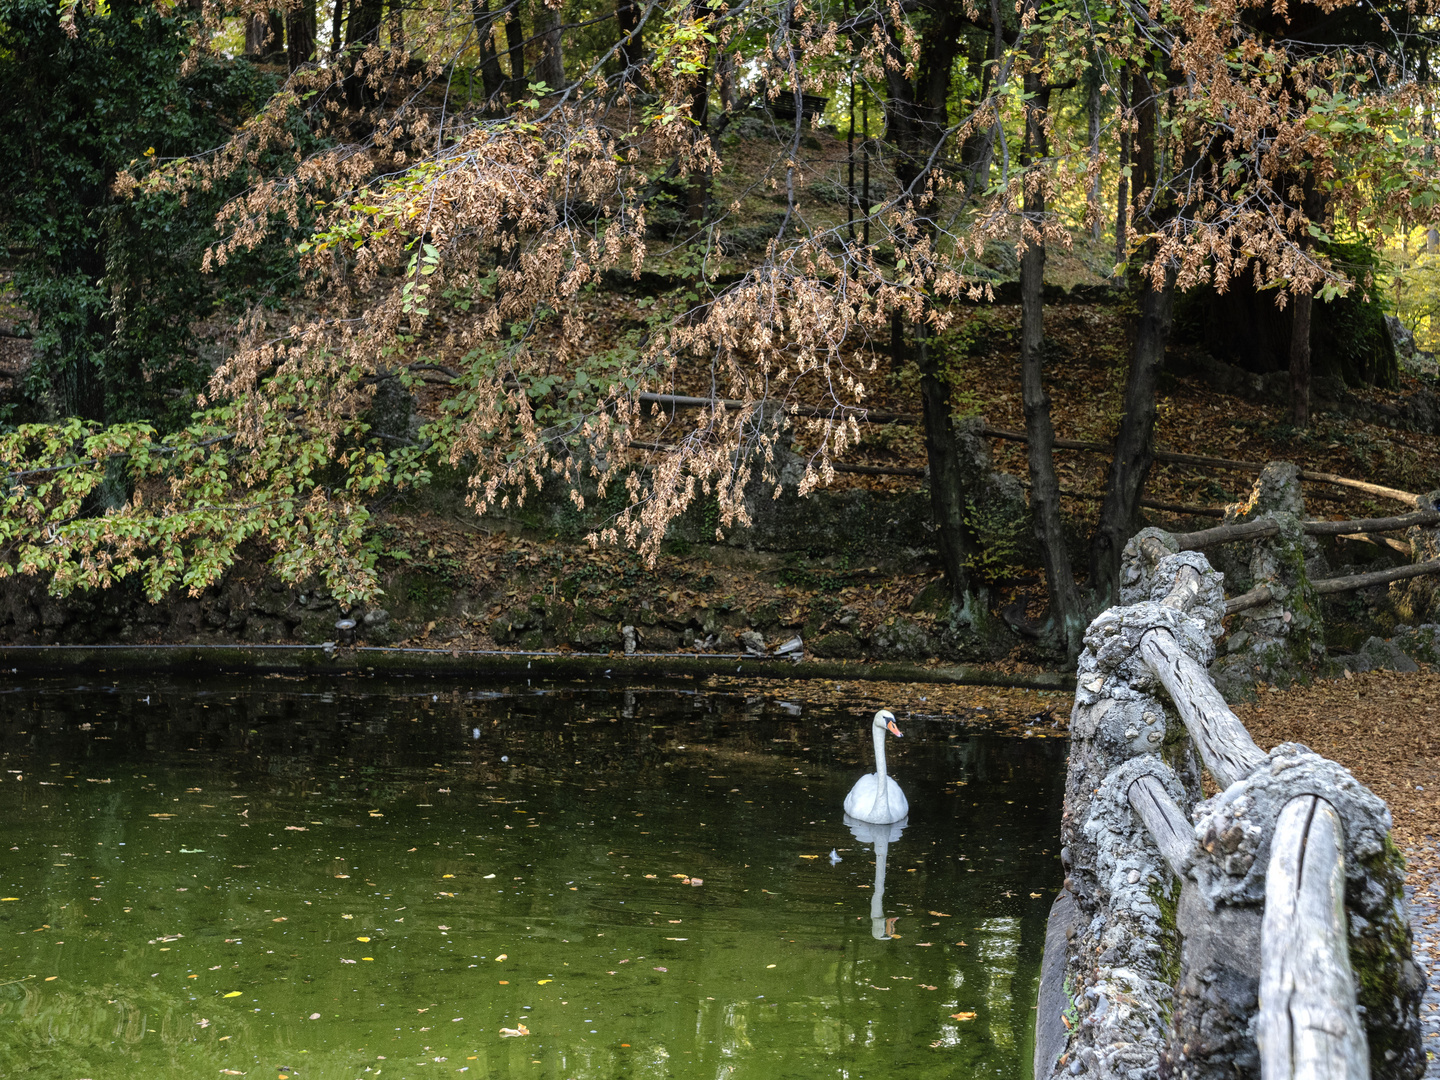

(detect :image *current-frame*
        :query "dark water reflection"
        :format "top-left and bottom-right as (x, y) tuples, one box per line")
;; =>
(0, 676), (1066, 1080)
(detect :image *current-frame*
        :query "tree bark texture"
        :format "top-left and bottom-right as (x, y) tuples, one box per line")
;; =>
(1137, 630), (1267, 787)
(1088, 259), (1176, 608)
(472, 0), (506, 100)
(615, 0), (641, 81)
(1019, 60), (1086, 658)
(534, 5), (564, 90)
(286, 0), (316, 71)
(915, 321), (985, 617)
(1257, 796), (1369, 1080)
(1290, 286), (1313, 428)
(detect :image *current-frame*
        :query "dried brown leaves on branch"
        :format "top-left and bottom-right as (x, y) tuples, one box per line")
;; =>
(10, 0), (1440, 604)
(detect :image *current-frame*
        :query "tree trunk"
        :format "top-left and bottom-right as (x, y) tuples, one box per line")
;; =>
(1114, 65), (1130, 265)
(1087, 69), (1102, 240)
(1089, 258), (1177, 607)
(346, 0), (383, 47)
(616, 0), (641, 82)
(286, 0), (317, 71)
(1019, 65), (1086, 659)
(505, 1), (526, 93)
(916, 325), (989, 623)
(472, 0), (506, 100)
(246, 12), (284, 57)
(1290, 286), (1313, 428)
(534, 5), (564, 91)
(329, 0), (346, 61)
(685, 0), (713, 229)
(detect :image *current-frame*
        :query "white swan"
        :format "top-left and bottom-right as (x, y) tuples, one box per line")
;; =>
(843, 709), (909, 824)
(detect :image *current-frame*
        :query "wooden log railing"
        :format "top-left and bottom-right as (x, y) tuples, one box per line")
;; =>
(1258, 796), (1369, 1080)
(1225, 559), (1440, 615)
(1041, 538), (1418, 1080)
(631, 397), (1417, 507)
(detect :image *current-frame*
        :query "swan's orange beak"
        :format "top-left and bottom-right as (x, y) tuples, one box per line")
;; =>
(886, 719), (903, 738)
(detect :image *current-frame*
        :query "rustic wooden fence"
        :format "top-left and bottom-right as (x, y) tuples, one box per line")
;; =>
(1036, 531), (1425, 1080)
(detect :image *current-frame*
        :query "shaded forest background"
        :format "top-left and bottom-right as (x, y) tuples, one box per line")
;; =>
(2, 0), (1440, 665)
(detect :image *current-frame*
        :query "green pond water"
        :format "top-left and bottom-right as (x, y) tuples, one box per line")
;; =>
(0, 676), (1067, 1080)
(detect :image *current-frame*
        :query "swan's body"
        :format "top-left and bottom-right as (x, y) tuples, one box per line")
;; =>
(844, 709), (909, 824)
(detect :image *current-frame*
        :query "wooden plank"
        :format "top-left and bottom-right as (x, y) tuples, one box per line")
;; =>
(1138, 629), (1267, 788)
(1127, 774), (1193, 877)
(1257, 796), (1368, 1080)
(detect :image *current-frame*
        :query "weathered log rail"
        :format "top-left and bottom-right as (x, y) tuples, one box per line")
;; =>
(1038, 535), (1423, 1080)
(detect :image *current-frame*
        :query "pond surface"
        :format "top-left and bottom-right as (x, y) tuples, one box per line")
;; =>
(0, 676), (1066, 1080)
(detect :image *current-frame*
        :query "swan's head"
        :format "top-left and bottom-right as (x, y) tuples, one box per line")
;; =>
(874, 709), (902, 738)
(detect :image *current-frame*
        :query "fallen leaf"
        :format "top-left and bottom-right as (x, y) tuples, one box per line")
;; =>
(341, 959), (356, 964)
(653, 966), (667, 972)
(928, 911), (950, 917)
(44, 976), (57, 982)
(309, 1012), (321, 1019)
(220, 1071), (246, 1075)
(496, 954), (507, 961)
(498, 1024), (530, 1037)
(357, 937), (371, 942)
(799, 855), (819, 860)
(284, 826), (307, 831)
(223, 991), (243, 998)
(538, 978), (552, 984)
(950, 1012), (977, 1021)
(920, 984), (938, 990)
(1030, 892), (1043, 898)
(915, 942), (934, 946)
(341, 914), (354, 920)
(643, 874), (656, 879)
(197, 1018), (210, 1027)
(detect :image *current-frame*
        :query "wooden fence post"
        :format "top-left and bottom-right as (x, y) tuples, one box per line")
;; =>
(1258, 795), (1368, 1080)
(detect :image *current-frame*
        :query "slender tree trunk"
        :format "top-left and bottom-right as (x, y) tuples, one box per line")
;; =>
(286, 0), (317, 71)
(914, 320), (987, 622)
(328, 0), (346, 60)
(1087, 70), (1102, 240)
(616, 0), (641, 82)
(1019, 42), (1086, 659)
(1290, 287), (1313, 427)
(472, 0), (505, 99)
(718, 51), (734, 111)
(685, 0), (713, 229)
(505, 1), (526, 93)
(1115, 66), (1130, 265)
(534, 5), (564, 90)
(1089, 257), (1178, 607)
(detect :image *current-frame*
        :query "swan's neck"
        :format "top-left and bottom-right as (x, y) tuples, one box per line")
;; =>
(873, 723), (888, 780)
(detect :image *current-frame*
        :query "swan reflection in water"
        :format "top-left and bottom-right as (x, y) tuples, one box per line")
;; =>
(845, 813), (908, 940)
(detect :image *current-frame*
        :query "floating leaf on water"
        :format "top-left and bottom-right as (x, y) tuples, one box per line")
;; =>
(340, 959), (356, 964)
(0, 899), (16, 902)
(223, 991), (243, 998)
(950, 1012), (977, 1021)
(483, 874), (496, 879)
(341, 914), (353, 920)
(334, 874), (349, 879)
(356, 937), (370, 942)
(798, 855), (819, 860)
(309, 1013), (321, 1020)
(643, 874), (656, 879)
(766, 964), (776, 969)
(362, 957), (373, 961)
(284, 826), (307, 832)
(928, 911), (951, 917)
(653, 966), (667, 972)
(219, 1070), (246, 1075)
(537, 979), (552, 984)
(44, 976), (56, 982)
(498, 1024), (529, 1037)
(495, 954), (507, 961)
(197, 1018), (211, 1027)
(1030, 892), (1043, 898)
(920, 984), (938, 990)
